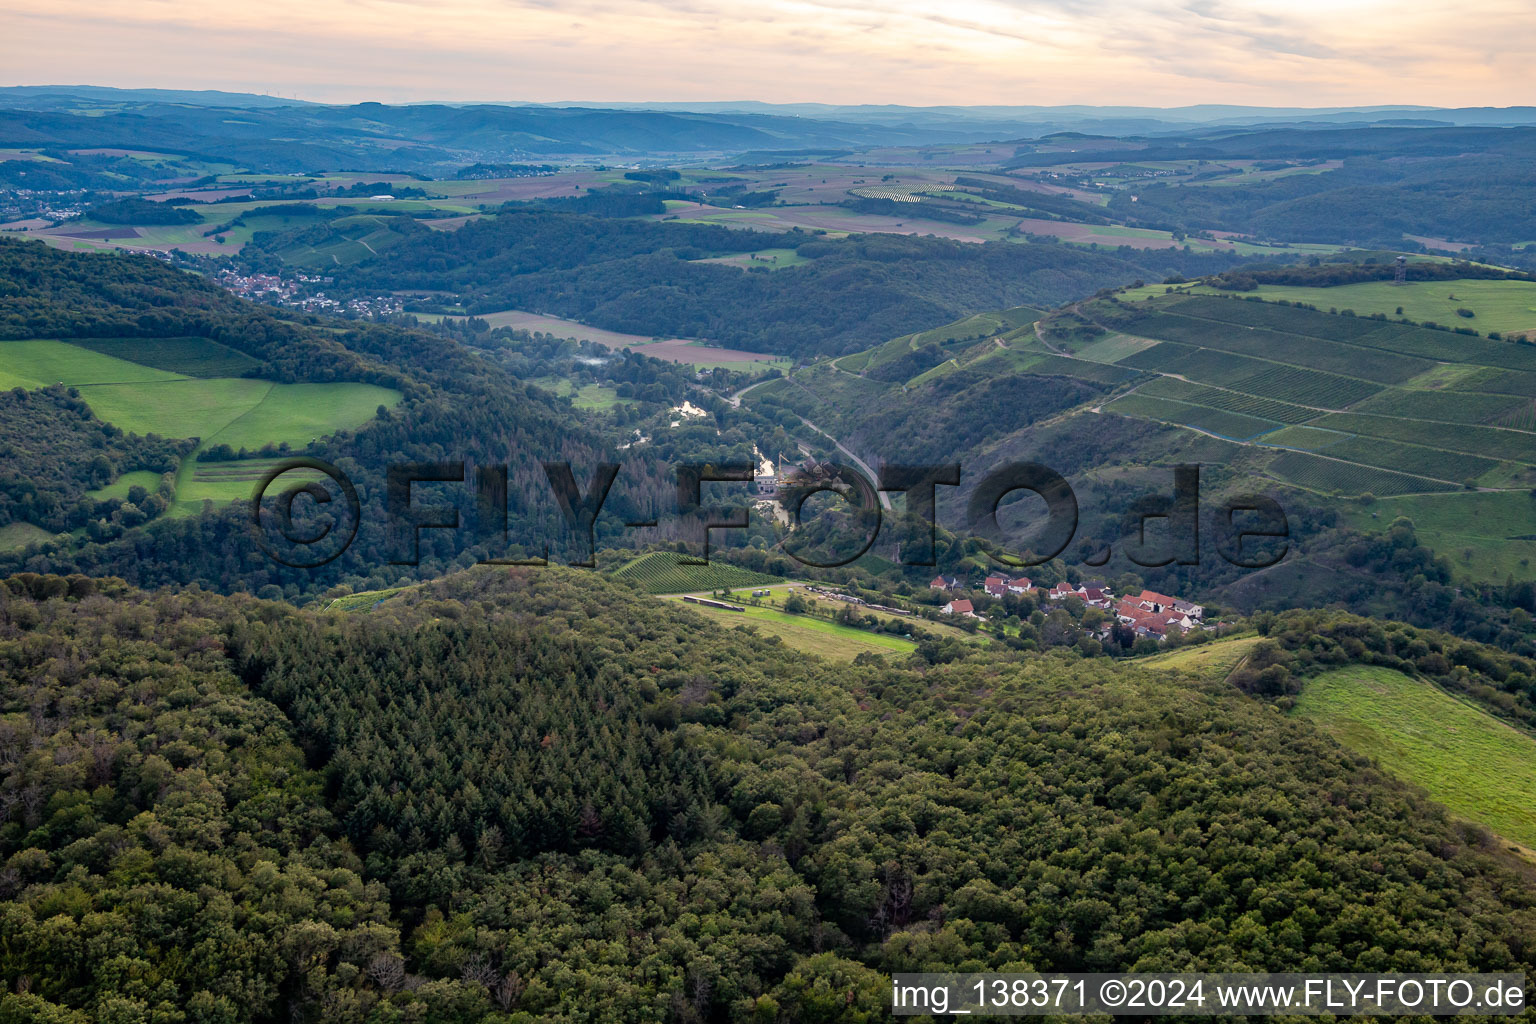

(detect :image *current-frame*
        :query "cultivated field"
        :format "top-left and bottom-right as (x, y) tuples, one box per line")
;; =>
(665, 597), (916, 660)
(1143, 634), (1263, 678)
(1183, 279), (1536, 338)
(1072, 294), (1536, 508)
(1294, 666), (1536, 849)
(438, 309), (788, 369)
(1, 337), (400, 511)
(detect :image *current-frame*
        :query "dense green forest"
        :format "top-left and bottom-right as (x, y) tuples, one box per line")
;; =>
(0, 240), (644, 596)
(5, 567), (1536, 1023)
(10, 100), (1536, 1024)
(251, 209), (1248, 359)
(8, 239), (1533, 660)
(0, 386), (189, 533)
(78, 197), (202, 226)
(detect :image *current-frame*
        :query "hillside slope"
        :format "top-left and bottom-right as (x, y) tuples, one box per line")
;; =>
(5, 566), (1536, 1021)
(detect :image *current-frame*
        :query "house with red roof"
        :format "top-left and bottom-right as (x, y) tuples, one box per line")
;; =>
(1132, 589), (1180, 612)
(1080, 586), (1113, 608)
(1129, 589), (1204, 622)
(942, 598), (982, 619)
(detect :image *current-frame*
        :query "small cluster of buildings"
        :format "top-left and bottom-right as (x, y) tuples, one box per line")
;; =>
(802, 584), (912, 617)
(0, 188), (91, 224)
(213, 269), (403, 318)
(1109, 589), (1206, 638)
(930, 573), (1206, 638)
(216, 269), (302, 300)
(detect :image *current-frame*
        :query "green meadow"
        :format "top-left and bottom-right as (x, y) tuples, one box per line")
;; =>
(0, 522), (61, 553)
(1200, 279), (1536, 337)
(2, 338), (400, 510)
(0, 339), (185, 388)
(73, 379), (398, 451)
(530, 378), (631, 411)
(1343, 490), (1536, 581)
(86, 470), (168, 502)
(1294, 665), (1536, 849)
(1143, 634), (1264, 678)
(691, 248), (810, 271)
(665, 597), (915, 660)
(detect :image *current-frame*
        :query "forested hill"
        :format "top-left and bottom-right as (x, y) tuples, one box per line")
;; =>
(0, 240), (630, 596)
(0, 239), (399, 388)
(266, 208), (1250, 359)
(4, 565), (1536, 1022)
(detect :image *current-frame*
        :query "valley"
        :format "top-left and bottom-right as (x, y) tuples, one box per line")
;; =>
(6, 82), (1536, 1022)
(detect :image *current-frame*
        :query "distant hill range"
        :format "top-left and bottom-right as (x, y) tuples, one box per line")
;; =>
(2, 85), (1536, 168)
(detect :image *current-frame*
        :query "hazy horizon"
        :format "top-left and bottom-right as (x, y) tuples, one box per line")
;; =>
(8, 0), (1534, 109)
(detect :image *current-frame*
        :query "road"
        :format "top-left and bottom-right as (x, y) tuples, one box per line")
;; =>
(796, 415), (893, 511)
(727, 378), (771, 407)
(723, 374), (892, 510)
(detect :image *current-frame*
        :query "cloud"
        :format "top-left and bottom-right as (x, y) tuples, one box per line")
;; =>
(4, 0), (1532, 105)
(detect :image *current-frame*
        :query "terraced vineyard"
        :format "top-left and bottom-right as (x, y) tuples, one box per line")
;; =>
(1137, 376), (1314, 422)
(1267, 451), (1458, 495)
(613, 551), (783, 594)
(838, 306), (1040, 380)
(1075, 291), (1536, 497)
(756, 283), (1536, 579)
(1105, 393), (1279, 441)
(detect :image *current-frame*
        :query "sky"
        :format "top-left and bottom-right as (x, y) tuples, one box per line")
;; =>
(7, 0), (1534, 108)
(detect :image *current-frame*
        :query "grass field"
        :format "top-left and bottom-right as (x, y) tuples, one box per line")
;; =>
(1196, 280), (1536, 337)
(75, 379), (399, 452)
(68, 337), (264, 378)
(0, 338), (402, 512)
(1294, 665), (1536, 849)
(530, 378), (630, 410)
(740, 585), (978, 642)
(665, 597), (915, 660)
(691, 248), (810, 271)
(326, 586), (410, 612)
(0, 522), (61, 552)
(0, 340), (187, 388)
(1143, 634), (1263, 678)
(86, 469), (167, 502)
(1342, 491), (1536, 580)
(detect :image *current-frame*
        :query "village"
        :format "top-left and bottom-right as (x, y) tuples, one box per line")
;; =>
(214, 268), (405, 317)
(746, 456), (1211, 645)
(929, 573), (1208, 640)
